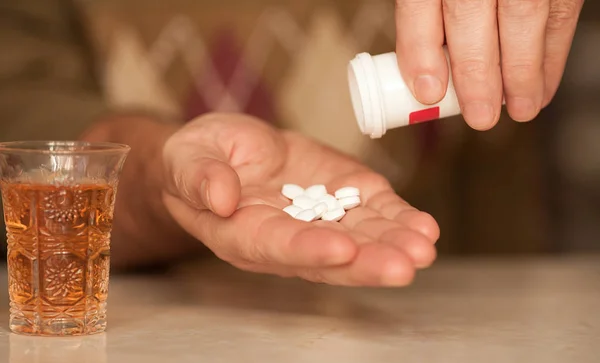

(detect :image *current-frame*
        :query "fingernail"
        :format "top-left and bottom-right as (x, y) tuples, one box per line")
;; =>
(510, 97), (538, 122)
(463, 101), (496, 130)
(200, 179), (213, 211)
(414, 75), (444, 105)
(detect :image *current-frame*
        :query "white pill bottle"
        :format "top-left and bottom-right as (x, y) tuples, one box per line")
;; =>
(347, 49), (461, 139)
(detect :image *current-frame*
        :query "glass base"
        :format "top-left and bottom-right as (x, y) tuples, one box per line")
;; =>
(9, 301), (107, 336)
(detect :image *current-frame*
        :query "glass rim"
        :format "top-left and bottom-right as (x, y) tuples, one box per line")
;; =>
(0, 141), (130, 155)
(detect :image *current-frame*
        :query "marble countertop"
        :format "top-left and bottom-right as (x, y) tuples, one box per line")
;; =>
(1, 255), (599, 363)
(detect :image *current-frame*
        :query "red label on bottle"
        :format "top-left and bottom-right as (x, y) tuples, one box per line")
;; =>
(409, 107), (440, 125)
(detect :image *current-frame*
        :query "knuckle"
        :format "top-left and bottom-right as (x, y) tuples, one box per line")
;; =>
(173, 170), (186, 194)
(246, 241), (269, 264)
(503, 61), (542, 85)
(547, 0), (583, 31)
(504, 61), (539, 76)
(173, 168), (204, 208)
(452, 58), (490, 81)
(200, 213), (228, 252)
(442, 0), (493, 18)
(218, 240), (263, 266)
(244, 226), (273, 264)
(396, 0), (435, 12)
(172, 168), (191, 198)
(498, 0), (548, 16)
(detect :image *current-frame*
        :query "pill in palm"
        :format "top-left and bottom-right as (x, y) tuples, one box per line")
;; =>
(318, 194), (341, 211)
(281, 183), (361, 223)
(293, 195), (318, 210)
(281, 184), (305, 200)
(312, 202), (328, 218)
(304, 184), (328, 199)
(295, 209), (318, 222)
(322, 208), (346, 222)
(338, 196), (361, 210)
(335, 187), (360, 199)
(283, 205), (303, 217)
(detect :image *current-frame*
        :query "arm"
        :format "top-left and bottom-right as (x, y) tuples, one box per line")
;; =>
(81, 115), (202, 269)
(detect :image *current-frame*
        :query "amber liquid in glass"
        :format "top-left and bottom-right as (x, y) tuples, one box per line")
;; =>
(2, 182), (115, 336)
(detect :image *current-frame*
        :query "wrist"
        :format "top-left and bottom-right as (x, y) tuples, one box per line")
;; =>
(81, 114), (197, 267)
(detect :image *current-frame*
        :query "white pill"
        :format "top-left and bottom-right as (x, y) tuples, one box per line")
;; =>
(312, 202), (328, 218)
(283, 205), (303, 217)
(334, 187), (360, 199)
(338, 196), (361, 210)
(281, 184), (305, 200)
(295, 209), (318, 222)
(322, 208), (346, 222)
(304, 184), (328, 200)
(318, 194), (341, 211)
(293, 195), (318, 210)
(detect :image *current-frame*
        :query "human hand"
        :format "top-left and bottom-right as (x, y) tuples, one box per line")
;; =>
(161, 113), (439, 287)
(395, 0), (585, 130)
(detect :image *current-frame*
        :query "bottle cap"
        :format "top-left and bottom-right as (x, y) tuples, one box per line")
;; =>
(348, 53), (386, 138)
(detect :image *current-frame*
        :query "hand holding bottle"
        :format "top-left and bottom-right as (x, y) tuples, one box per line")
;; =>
(394, 0), (585, 130)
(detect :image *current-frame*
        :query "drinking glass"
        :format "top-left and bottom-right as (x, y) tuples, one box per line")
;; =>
(0, 141), (129, 336)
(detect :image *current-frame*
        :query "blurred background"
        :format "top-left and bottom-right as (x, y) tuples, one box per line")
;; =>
(3, 0), (600, 257)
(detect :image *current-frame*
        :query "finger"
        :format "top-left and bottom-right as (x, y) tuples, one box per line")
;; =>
(498, 0), (550, 122)
(365, 190), (440, 241)
(299, 243), (416, 287)
(395, 0), (449, 104)
(174, 198), (417, 287)
(340, 208), (437, 268)
(234, 230), (415, 287)
(163, 141), (241, 217)
(235, 228), (419, 287)
(380, 228), (438, 268)
(393, 210), (440, 242)
(330, 172), (440, 241)
(443, 0), (503, 130)
(191, 204), (359, 268)
(542, 0), (584, 107)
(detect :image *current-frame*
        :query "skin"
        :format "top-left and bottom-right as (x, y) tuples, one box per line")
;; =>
(78, 2), (585, 287)
(83, 113), (439, 287)
(395, 0), (585, 130)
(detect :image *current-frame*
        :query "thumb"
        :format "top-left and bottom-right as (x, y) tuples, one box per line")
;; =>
(164, 142), (241, 218)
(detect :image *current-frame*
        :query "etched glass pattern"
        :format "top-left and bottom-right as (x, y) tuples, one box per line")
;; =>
(0, 141), (128, 336)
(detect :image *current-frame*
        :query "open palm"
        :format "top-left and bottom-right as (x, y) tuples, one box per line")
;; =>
(162, 113), (439, 287)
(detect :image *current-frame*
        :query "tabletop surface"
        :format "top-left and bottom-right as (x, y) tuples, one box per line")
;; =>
(1, 255), (599, 363)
